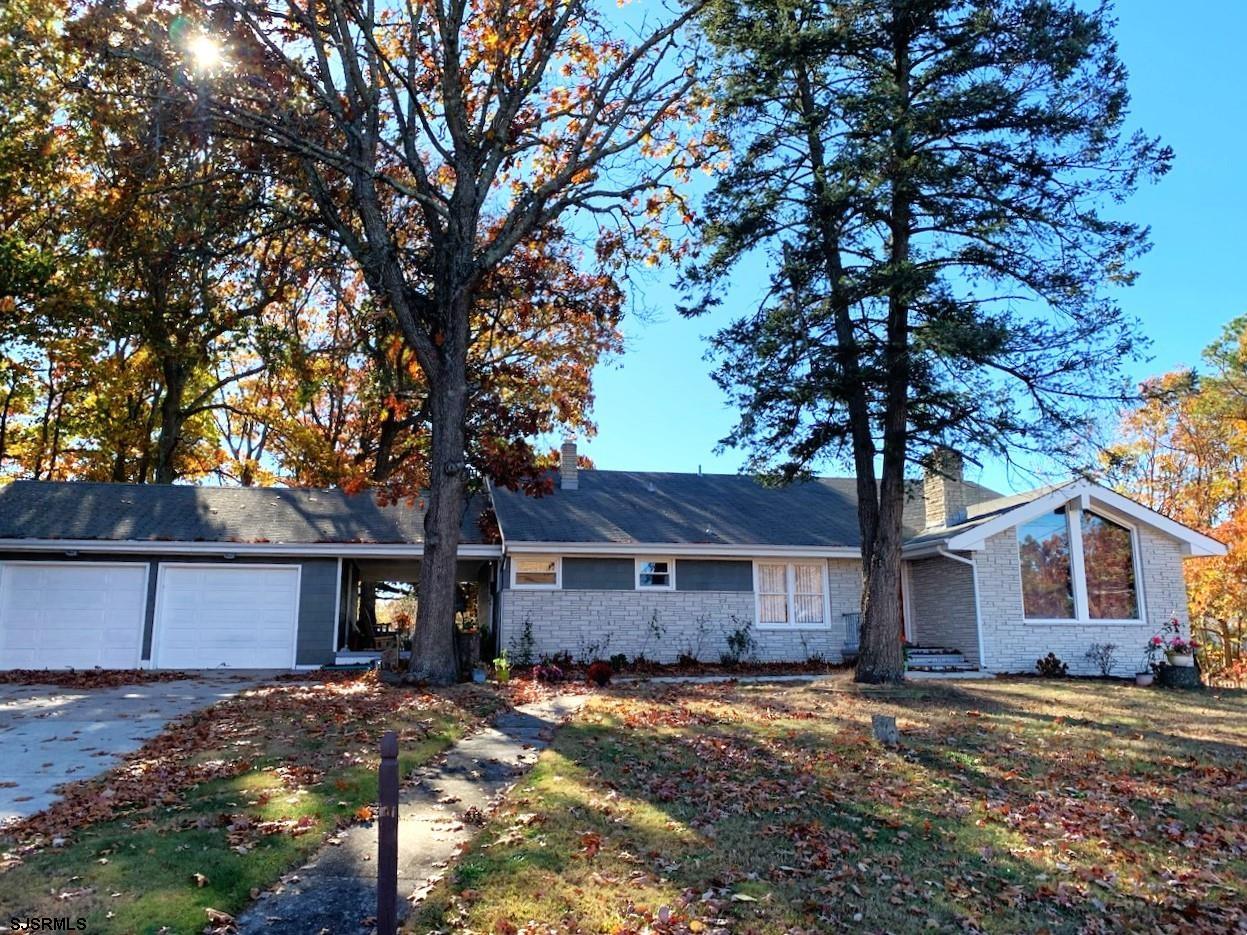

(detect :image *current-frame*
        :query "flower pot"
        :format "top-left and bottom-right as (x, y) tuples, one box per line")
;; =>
(1165, 651), (1195, 668)
(1135, 672), (1154, 687)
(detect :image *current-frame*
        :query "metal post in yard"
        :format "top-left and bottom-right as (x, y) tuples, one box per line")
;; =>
(378, 730), (399, 935)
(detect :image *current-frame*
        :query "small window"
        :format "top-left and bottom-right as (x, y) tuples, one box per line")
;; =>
(512, 556), (560, 589)
(636, 558), (674, 590)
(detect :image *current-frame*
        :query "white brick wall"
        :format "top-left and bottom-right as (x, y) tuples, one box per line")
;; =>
(498, 558), (863, 664)
(976, 526), (1191, 676)
(906, 556), (979, 665)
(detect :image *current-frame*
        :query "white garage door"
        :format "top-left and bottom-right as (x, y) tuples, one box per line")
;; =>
(153, 564), (300, 669)
(0, 563), (147, 669)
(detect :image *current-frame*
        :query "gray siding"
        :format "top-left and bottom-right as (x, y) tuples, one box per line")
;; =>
(906, 556), (980, 666)
(675, 559), (752, 592)
(0, 551), (337, 668)
(295, 558), (338, 665)
(563, 557), (633, 590)
(499, 558), (864, 664)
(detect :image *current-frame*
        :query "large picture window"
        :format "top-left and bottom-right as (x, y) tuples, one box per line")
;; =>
(1018, 510), (1075, 619)
(1018, 506), (1140, 622)
(754, 561), (828, 628)
(1081, 512), (1139, 619)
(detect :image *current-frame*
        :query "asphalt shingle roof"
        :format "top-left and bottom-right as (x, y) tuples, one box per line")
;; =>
(490, 470), (998, 548)
(0, 481), (492, 545)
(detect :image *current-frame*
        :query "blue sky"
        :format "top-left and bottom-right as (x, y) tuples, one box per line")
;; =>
(575, 1), (1247, 495)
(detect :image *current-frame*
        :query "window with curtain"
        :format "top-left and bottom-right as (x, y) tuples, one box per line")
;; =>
(756, 563), (789, 625)
(755, 562), (827, 627)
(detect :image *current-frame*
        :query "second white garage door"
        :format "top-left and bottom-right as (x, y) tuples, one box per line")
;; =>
(153, 565), (301, 669)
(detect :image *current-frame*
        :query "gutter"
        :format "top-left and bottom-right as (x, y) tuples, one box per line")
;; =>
(0, 538), (503, 559)
(936, 547), (988, 671)
(502, 541), (863, 559)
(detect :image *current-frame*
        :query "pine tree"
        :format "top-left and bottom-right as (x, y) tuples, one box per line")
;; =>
(685, 0), (1170, 682)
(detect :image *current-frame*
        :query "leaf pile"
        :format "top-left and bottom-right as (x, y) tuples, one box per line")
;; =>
(415, 675), (1247, 933)
(0, 668), (195, 688)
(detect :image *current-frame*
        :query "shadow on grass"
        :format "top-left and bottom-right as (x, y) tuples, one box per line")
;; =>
(417, 688), (1186, 934)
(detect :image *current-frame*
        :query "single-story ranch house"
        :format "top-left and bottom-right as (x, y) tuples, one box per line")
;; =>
(0, 443), (1225, 676)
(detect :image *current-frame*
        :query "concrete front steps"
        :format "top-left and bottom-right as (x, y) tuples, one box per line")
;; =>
(906, 645), (982, 675)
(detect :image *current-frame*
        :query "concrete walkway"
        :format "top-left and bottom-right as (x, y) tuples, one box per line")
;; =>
(235, 693), (589, 934)
(0, 674), (270, 825)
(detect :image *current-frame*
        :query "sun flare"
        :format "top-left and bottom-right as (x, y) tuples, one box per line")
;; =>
(187, 32), (224, 74)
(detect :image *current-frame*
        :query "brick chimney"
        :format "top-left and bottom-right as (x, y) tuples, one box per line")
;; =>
(923, 447), (967, 529)
(560, 438), (578, 490)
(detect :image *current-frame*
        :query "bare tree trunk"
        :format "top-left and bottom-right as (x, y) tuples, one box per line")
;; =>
(153, 358), (186, 484)
(408, 368), (467, 683)
(855, 0), (912, 684)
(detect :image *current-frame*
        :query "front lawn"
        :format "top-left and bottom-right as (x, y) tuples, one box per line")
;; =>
(413, 674), (1247, 934)
(0, 672), (505, 934)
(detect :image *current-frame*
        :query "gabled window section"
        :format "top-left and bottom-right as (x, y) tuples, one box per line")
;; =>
(511, 556), (560, 589)
(1018, 505), (1141, 622)
(754, 561), (829, 629)
(635, 558), (674, 590)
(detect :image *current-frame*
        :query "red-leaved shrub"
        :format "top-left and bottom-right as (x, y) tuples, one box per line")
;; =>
(586, 660), (612, 687)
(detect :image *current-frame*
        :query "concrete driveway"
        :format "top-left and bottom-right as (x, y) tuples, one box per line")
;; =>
(0, 673), (275, 826)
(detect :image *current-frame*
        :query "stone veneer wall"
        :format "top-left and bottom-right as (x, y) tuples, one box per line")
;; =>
(906, 556), (980, 666)
(975, 526), (1191, 676)
(498, 558), (863, 664)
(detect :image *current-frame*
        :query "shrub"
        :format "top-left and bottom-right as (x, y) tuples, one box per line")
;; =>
(1085, 642), (1119, 677)
(509, 616), (536, 667)
(586, 660), (612, 687)
(676, 652), (699, 668)
(678, 615), (711, 664)
(637, 609), (666, 659)
(1035, 652), (1069, 678)
(531, 662), (564, 683)
(543, 650), (574, 669)
(576, 635), (612, 665)
(492, 652), (511, 683)
(720, 615), (758, 667)
(609, 653), (630, 672)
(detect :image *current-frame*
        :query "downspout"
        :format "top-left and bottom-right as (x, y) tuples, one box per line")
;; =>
(937, 547), (987, 672)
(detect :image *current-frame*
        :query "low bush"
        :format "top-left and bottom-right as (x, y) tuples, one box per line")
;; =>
(1036, 652), (1069, 678)
(586, 660), (613, 687)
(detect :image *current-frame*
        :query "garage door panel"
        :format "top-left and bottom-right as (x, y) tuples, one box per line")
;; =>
(154, 565), (299, 669)
(0, 564), (147, 670)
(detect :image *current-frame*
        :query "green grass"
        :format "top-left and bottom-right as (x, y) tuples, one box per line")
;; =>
(0, 676), (506, 934)
(412, 675), (1247, 934)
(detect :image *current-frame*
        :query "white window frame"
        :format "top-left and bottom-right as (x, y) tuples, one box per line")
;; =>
(752, 559), (832, 630)
(635, 556), (675, 591)
(510, 555), (561, 590)
(1018, 502), (1145, 626)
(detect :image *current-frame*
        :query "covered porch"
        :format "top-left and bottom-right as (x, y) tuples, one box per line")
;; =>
(334, 557), (500, 667)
